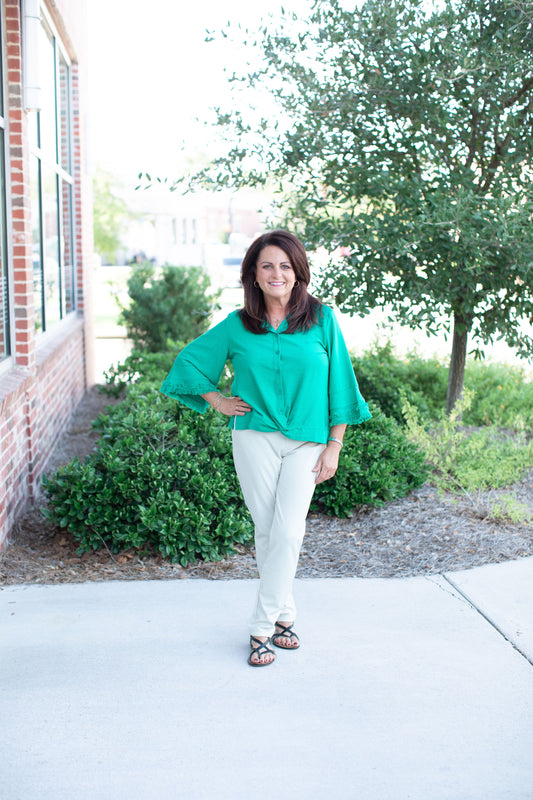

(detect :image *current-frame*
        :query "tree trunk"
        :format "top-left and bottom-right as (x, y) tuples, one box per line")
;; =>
(446, 312), (469, 414)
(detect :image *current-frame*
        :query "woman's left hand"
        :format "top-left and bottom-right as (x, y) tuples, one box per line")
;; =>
(312, 444), (341, 485)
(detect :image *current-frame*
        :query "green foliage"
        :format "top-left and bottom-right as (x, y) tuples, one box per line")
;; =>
(462, 360), (533, 429)
(101, 345), (234, 398)
(119, 263), (217, 352)
(352, 342), (448, 422)
(43, 338), (437, 564)
(403, 390), (533, 496)
(92, 167), (132, 264)
(489, 494), (532, 525)
(312, 403), (429, 517)
(44, 333), (533, 567)
(42, 387), (253, 566)
(179, 0), (533, 410)
(102, 348), (183, 396)
(352, 341), (533, 430)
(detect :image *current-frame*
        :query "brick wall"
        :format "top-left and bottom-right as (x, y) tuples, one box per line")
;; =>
(0, 0), (92, 550)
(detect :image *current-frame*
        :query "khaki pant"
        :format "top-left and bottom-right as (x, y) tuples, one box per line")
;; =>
(232, 429), (324, 637)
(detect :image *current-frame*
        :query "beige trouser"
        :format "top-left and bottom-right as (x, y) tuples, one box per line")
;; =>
(232, 429), (324, 637)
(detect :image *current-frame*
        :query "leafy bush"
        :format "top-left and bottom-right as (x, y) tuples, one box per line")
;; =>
(351, 342), (447, 423)
(462, 360), (533, 429)
(42, 387), (253, 566)
(102, 347), (182, 396)
(403, 390), (533, 494)
(118, 263), (217, 352)
(49, 337), (533, 566)
(312, 402), (429, 517)
(352, 341), (533, 430)
(43, 341), (432, 563)
(102, 345), (234, 398)
(489, 494), (532, 525)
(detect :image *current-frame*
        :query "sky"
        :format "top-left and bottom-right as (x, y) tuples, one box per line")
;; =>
(87, 0), (311, 185)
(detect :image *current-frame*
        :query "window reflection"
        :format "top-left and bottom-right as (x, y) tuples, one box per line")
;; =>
(58, 54), (70, 173)
(61, 180), (74, 313)
(39, 25), (57, 163)
(30, 155), (44, 332)
(42, 167), (60, 326)
(28, 110), (39, 149)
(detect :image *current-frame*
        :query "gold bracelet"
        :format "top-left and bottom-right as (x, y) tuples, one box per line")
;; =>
(214, 393), (224, 412)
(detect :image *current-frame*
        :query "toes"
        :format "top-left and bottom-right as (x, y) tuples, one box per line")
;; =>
(252, 654), (273, 665)
(249, 641), (275, 665)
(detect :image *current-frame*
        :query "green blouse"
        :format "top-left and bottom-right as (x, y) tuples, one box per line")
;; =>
(160, 305), (371, 444)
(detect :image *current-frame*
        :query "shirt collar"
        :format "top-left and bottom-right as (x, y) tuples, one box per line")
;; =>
(264, 318), (289, 333)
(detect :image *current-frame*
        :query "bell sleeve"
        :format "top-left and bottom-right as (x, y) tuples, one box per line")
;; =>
(160, 317), (230, 413)
(325, 308), (372, 427)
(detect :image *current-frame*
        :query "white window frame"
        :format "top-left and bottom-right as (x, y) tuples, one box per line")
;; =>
(29, 3), (76, 340)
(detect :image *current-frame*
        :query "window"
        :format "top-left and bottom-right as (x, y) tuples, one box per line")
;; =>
(29, 15), (75, 334)
(0, 6), (10, 361)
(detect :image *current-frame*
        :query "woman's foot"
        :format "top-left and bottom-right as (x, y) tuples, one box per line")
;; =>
(248, 636), (276, 667)
(272, 621), (300, 650)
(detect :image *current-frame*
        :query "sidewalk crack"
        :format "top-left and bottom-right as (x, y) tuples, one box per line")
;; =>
(442, 574), (533, 668)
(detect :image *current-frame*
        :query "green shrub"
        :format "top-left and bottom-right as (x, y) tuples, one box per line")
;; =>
(312, 402), (429, 517)
(102, 345), (235, 398)
(118, 263), (218, 352)
(44, 343), (431, 563)
(401, 352), (449, 418)
(462, 360), (533, 429)
(42, 387), (253, 566)
(403, 390), (533, 494)
(489, 494), (532, 525)
(102, 347), (182, 396)
(352, 341), (533, 430)
(351, 342), (447, 423)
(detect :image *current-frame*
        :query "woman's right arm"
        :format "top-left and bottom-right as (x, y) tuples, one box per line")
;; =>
(161, 317), (231, 411)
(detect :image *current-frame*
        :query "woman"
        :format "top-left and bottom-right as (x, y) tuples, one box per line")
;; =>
(161, 230), (371, 667)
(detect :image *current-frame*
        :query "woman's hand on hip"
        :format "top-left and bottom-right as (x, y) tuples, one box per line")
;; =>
(312, 444), (340, 485)
(219, 395), (252, 417)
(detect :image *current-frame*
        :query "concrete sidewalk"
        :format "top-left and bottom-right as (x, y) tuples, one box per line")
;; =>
(2, 558), (533, 800)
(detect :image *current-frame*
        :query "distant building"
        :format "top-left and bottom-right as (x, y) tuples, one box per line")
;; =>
(117, 184), (269, 288)
(0, 0), (93, 549)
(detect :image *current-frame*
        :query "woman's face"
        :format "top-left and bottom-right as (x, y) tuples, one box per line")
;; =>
(255, 245), (297, 305)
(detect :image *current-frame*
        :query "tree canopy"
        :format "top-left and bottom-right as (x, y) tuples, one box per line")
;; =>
(190, 0), (533, 411)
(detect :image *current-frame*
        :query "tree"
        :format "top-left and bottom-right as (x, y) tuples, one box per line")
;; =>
(187, 0), (533, 412)
(93, 168), (131, 264)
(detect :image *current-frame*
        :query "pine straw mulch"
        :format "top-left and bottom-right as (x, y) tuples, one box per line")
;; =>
(2, 385), (533, 586)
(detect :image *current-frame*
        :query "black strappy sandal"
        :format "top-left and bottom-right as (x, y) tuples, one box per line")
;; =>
(272, 622), (300, 650)
(248, 636), (276, 667)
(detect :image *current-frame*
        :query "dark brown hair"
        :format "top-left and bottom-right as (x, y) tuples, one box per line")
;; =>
(239, 230), (322, 334)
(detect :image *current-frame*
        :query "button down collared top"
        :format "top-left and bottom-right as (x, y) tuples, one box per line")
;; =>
(160, 305), (371, 443)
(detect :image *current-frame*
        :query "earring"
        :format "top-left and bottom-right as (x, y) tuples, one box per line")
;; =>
(294, 280), (299, 287)
(254, 280), (259, 288)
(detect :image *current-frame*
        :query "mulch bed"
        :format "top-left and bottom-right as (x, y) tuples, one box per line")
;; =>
(2, 385), (533, 586)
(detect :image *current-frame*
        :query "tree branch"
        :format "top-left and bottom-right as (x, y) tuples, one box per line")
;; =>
(501, 73), (533, 110)
(465, 106), (480, 170)
(480, 95), (533, 193)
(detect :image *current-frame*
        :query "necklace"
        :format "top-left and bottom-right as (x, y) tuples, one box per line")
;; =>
(268, 315), (286, 329)
(266, 307), (287, 329)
